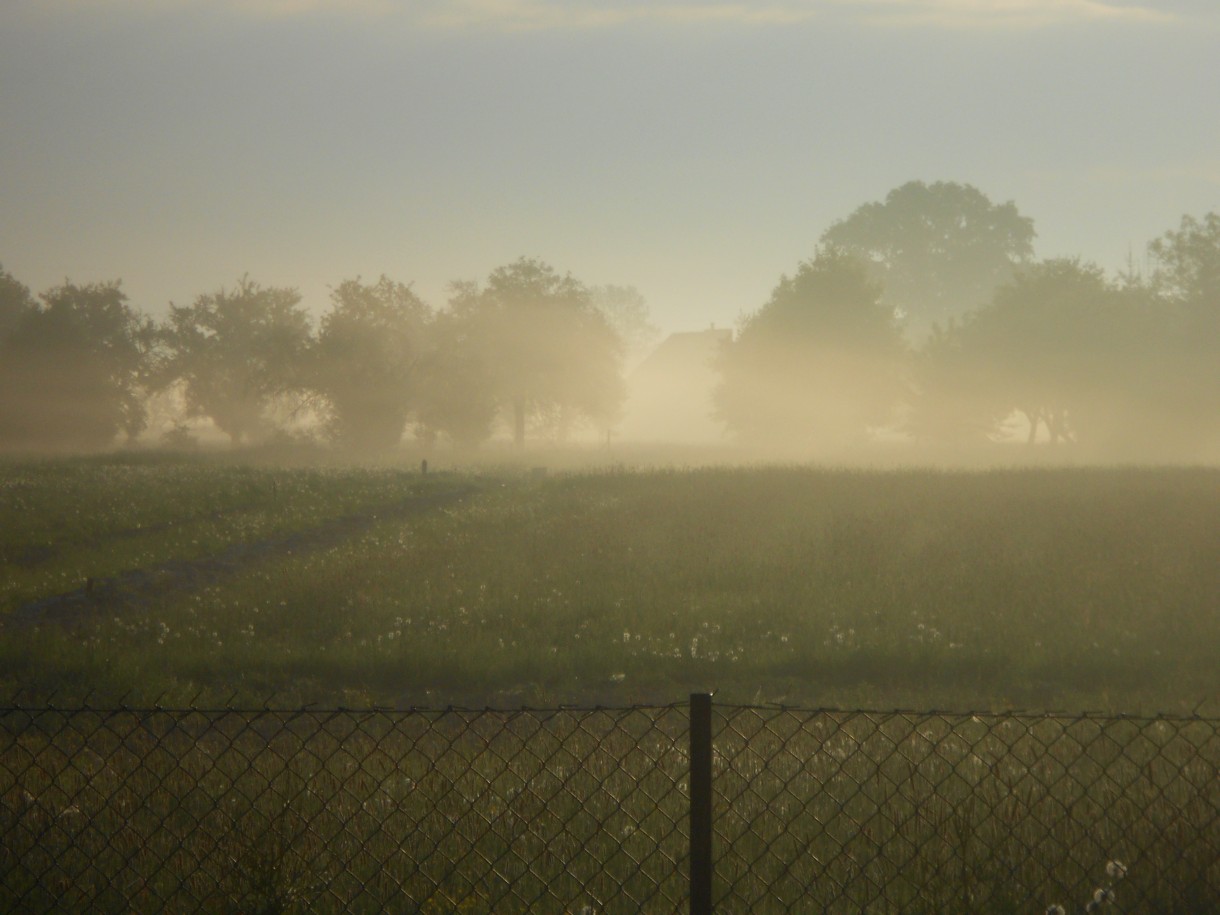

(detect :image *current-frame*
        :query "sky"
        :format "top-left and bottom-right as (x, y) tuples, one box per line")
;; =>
(2, 0), (1218, 335)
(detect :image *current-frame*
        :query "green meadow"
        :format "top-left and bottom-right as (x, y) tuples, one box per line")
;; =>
(2, 454), (1217, 713)
(3, 455), (1219, 912)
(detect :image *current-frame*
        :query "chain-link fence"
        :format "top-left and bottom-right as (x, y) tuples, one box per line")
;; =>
(2, 698), (1217, 913)
(714, 706), (1220, 914)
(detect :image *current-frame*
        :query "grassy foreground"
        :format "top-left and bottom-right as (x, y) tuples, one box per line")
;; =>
(3, 456), (1219, 912)
(1, 455), (1218, 712)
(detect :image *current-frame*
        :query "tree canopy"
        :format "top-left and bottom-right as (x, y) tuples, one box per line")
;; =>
(1149, 211), (1220, 306)
(162, 278), (312, 445)
(930, 259), (1134, 446)
(311, 276), (431, 450)
(413, 309), (499, 450)
(1143, 211), (1220, 450)
(447, 258), (625, 447)
(0, 265), (35, 344)
(714, 248), (907, 450)
(590, 284), (659, 367)
(0, 280), (153, 450)
(821, 180), (1035, 342)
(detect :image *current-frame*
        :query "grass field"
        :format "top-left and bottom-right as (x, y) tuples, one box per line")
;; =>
(2, 453), (1217, 713)
(3, 454), (1219, 912)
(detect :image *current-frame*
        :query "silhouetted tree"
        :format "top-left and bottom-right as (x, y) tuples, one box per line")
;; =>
(1144, 212), (1220, 451)
(905, 317), (997, 444)
(1150, 212), (1220, 306)
(413, 309), (499, 449)
(161, 277), (311, 445)
(446, 258), (625, 447)
(935, 259), (1137, 446)
(311, 276), (431, 450)
(822, 180), (1035, 341)
(0, 279), (154, 450)
(714, 247), (907, 449)
(0, 265), (35, 344)
(590, 284), (659, 367)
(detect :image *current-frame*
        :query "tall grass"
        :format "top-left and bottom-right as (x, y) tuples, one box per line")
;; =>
(2, 459), (1217, 711)
(0, 454), (453, 618)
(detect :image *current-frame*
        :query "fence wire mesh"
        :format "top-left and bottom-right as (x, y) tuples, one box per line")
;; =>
(715, 707), (1220, 914)
(1, 702), (1218, 914)
(0, 704), (689, 914)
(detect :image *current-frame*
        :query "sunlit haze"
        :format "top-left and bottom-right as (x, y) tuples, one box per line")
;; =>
(2, 0), (1217, 333)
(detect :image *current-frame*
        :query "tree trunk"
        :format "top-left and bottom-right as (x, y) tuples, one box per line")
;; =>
(513, 398), (526, 448)
(1023, 409), (1039, 445)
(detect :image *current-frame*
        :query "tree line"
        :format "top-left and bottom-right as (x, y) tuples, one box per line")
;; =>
(0, 258), (649, 452)
(716, 184), (1218, 457)
(1, 181), (1216, 457)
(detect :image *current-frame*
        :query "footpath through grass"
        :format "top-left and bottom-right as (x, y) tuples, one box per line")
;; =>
(2, 456), (1218, 712)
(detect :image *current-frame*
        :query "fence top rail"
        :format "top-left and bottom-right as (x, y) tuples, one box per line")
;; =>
(0, 700), (688, 716)
(3, 698), (1219, 724)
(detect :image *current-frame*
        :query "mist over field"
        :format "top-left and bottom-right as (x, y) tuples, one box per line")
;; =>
(0, 459), (1216, 714)
(2, 193), (1217, 467)
(2, 1), (1219, 712)
(3, 0), (1219, 465)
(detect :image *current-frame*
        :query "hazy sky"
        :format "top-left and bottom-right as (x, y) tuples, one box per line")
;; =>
(2, 0), (1217, 334)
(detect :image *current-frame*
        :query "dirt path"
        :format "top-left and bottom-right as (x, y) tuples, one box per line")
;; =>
(6, 487), (476, 629)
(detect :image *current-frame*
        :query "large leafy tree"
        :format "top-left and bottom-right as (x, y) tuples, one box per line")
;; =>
(905, 318), (997, 445)
(1149, 211), (1220, 306)
(589, 284), (659, 368)
(447, 258), (625, 447)
(714, 247), (907, 449)
(413, 309), (499, 449)
(1144, 212), (1220, 452)
(0, 265), (35, 344)
(0, 279), (154, 450)
(821, 180), (1035, 341)
(311, 276), (431, 450)
(162, 277), (312, 445)
(921, 259), (1137, 446)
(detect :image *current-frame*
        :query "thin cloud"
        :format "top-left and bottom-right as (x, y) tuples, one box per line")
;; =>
(7, 0), (1187, 28)
(1086, 162), (1220, 187)
(237, 0), (398, 16)
(857, 0), (1175, 28)
(8, 0), (397, 21)
(1025, 161), (1220, 189)
(417, 0), (1177, 31)
(417, 1), (820, 30)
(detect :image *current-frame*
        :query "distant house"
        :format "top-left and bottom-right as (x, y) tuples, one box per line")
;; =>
(618, 328), (732, 443)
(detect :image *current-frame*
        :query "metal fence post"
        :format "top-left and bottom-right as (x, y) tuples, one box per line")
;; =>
(690, 692), (713, 915)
